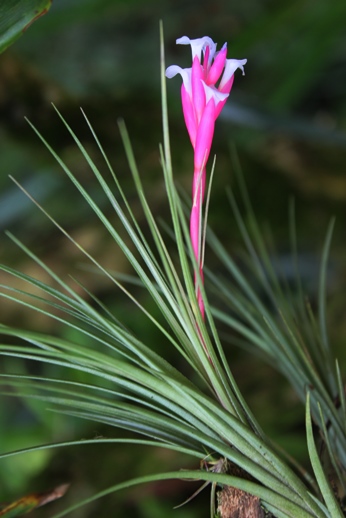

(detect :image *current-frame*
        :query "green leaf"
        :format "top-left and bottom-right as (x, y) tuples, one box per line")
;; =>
(50, 470), (324, 518)
(0, 0), (52, 54)
(306, 392), (344, 518)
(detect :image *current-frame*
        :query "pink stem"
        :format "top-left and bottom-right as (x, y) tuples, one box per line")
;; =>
(190, 166), (206, 319)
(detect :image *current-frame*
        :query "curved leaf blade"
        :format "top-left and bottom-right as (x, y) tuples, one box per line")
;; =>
(0, 0), (52, 54)
(306, 392), (343, 518)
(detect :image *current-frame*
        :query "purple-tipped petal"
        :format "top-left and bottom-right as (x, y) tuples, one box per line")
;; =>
(219, 58), (247, 91)
(177, 35), (216, 63)
(165, 65), (193, 97)
(202, 81), (229, 107)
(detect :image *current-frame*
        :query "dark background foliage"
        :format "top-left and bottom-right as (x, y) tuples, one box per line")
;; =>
(1, 0), (346, 516)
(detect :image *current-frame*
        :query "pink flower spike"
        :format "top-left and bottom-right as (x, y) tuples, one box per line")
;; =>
(165, 35), (247, 324)
(207, 43), (227, 85)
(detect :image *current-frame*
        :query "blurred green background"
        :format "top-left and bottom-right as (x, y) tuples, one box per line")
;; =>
(1, 0), (346, 516)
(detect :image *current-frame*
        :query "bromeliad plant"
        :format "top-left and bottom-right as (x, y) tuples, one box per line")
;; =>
(0, 26), (345, 518)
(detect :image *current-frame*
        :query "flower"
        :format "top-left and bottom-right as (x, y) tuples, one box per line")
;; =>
(166, 36), (246, 155)
(166, 36), (246, 319)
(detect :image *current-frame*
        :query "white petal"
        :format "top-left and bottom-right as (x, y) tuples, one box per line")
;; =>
(165, 65), (181, 78)
(219, 58), (247, 89)
(165, 65), (192, 96)
(202, 81), (229, 106)
(176, 36), (192, 46)
(176, 35), (216, 62)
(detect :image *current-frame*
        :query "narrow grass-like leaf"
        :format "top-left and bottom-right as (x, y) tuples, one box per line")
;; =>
(208, 178), (346, 470)
(50, 469), (327, 518)
(318, 218), (336, 391)
(336, 360), (346, 433)
(306, 392), (344, 518)
(316, 399), (346, 497)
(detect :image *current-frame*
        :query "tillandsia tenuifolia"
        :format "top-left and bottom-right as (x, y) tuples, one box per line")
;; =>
(165, 36), (246, 320)
(0, 24), (345, 518)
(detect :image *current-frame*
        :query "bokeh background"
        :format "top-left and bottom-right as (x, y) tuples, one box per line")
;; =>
(1, 0), (346, 516)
